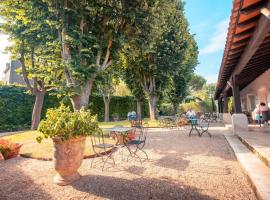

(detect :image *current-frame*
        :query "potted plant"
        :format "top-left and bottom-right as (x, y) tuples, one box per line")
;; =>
(37, 105), (101, 186)
(0, 139), (23, 160)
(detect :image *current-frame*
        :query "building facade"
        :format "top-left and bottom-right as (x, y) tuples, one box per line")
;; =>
(2, 60), (26, 85)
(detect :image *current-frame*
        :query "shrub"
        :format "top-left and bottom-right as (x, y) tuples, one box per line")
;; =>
(37, 105), (101, 142)
(0, 139), (22, 159)
(0, 85), (149, 132)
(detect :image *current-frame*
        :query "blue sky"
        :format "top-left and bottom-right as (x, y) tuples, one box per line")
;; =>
(185, 0), (232, 83)
(0, 1), (232, 82)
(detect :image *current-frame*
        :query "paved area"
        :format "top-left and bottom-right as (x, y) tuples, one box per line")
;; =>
(0, 128), (256, 200)
(225, 134), (270, 200)
(237, 130), (270, 168)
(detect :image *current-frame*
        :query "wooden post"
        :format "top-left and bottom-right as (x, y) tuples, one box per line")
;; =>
(223, 93), (228, 113)
(219, 99), (223, 113)
(232, 76), (242, 113)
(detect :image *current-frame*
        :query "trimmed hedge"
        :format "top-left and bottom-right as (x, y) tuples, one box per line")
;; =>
(0, 85), (148, 132)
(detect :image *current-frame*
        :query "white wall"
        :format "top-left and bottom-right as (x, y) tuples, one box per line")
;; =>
(240, 68), (270, 112)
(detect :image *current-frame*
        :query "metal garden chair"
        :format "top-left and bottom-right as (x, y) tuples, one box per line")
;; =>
(198, 119), (211, 137)
(126, 126), (148, 164)
(90, 130), (117, 171)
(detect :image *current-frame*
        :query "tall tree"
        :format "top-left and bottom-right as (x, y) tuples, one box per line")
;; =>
(189, 74), (207, 92)
(165, 33), (198, 114)
(123, 68), (145, 119)
(122, 0), (195, 120)
(0, 0), (62, 129)
(95, 68), (119, 122)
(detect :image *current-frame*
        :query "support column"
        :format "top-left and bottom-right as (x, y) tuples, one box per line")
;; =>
(219, 99), (223, 113)
(223, 93), (228, 113)
(232, 75), (242, 113)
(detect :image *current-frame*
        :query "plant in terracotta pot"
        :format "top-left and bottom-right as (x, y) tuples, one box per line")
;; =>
(0, 139), (23, 160)
(37, 104), (101, 186)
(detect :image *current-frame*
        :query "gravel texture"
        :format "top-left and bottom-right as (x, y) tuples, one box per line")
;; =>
(0, 127), (256, 200)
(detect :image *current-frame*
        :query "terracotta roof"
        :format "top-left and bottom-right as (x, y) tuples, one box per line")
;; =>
(215, 0), (270, 99)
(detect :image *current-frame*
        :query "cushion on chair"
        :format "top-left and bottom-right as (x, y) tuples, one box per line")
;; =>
(128, 140), (144, 145)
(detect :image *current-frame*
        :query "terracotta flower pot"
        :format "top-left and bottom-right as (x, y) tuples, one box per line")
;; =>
(52, 136), (86, 186)
(3, 143), (23, 160)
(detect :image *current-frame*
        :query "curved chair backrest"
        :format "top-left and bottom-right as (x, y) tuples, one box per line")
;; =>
(90, 131), (106, 151)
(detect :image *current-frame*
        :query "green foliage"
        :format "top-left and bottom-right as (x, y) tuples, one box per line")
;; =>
(37, 105), (101, 142)
(0, 85), (60, 132)
(88, 95), (148, 120)
(113, 81), (132, 96)
(189, 74), (207, 91)
(182, 83), (216, 113)
(179, 101), (208, 113)
(0, 85), (148, 131)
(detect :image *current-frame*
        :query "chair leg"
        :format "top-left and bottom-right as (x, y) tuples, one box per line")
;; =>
(189, 127), (193, 136)
(102, 150), (115, 171)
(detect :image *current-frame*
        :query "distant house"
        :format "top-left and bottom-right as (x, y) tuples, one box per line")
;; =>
(2, 61), (26, 85)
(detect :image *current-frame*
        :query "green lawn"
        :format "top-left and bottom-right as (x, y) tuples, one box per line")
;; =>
(2, 119), (163, 160)
(98, 119), (162, 128)
(3, 131), (115, 160)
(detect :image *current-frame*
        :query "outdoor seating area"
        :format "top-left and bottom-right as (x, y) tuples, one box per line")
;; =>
(0, 127), (257, 200)
(2, 0), (270, 199)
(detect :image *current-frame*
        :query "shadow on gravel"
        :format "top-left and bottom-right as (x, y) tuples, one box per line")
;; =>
(72, 175), (217, 200)
(0, 157), (52, 200)
(154, 153), (190, 171)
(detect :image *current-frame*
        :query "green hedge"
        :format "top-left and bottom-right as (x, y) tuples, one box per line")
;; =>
(0, 85), (148, 132)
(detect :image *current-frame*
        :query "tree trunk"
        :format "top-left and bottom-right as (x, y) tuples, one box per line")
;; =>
(71, 80), (94, 110)
(136, 97), (142, 119)
(148, 95), (158, 120)
(173, 102), (179, 115)
(103, 96), (110, 122)
(31, 92), (45, 130)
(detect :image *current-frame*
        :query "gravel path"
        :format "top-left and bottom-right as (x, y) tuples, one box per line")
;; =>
(0, 128), (256, 200)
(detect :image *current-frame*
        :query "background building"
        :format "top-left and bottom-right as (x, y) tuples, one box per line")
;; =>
(2, 60), (25, 85)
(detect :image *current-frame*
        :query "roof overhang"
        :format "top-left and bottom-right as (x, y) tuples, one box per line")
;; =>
(215, 0), (270, 100)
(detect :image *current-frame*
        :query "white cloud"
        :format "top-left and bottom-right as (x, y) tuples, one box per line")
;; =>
(200, 19), (229, 55)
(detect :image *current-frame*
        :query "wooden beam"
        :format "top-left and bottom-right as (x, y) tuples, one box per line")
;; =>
(241, 0), (267, 15)
(261, 7), (270, 19)
(237, 15), (260, 28)
(234, 27), (255, 38)
(230, 1), (270, 78)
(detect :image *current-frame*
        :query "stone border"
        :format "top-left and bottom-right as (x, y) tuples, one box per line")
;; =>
(236, 134), (270, 168)
(224, 134), (270, 200)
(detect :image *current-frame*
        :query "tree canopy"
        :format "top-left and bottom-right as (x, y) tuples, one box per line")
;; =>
(0, 0), (199, 121)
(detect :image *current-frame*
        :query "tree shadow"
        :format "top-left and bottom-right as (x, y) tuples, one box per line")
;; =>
(0, 157), (52, 200)
(154, 153), (190, 171)
(124, 166), (146, 175)
(72, 175), (217, 200)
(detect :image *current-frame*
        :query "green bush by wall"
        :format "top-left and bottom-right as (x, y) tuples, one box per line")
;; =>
(0, 85), (148, 132)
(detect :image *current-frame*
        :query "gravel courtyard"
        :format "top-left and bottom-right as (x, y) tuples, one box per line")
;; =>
(0, 128), (256, 200)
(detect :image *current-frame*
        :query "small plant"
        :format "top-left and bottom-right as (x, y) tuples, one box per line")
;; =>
(37, 104), (101, 143)
(0, 139), (22, 159)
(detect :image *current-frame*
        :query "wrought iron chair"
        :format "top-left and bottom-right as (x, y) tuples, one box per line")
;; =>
(90, 130), (117, 171)
(126, 126), (148, 164)
(198, 119), (211, 137)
